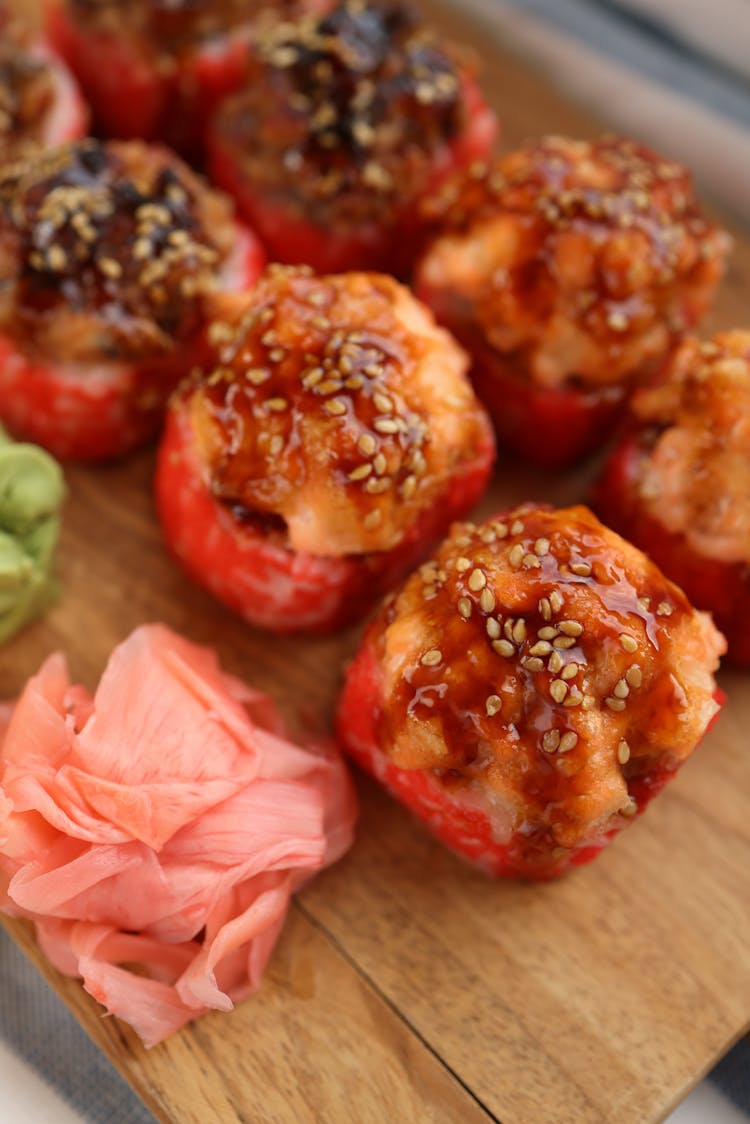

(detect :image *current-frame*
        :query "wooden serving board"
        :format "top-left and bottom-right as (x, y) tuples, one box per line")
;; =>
(3, 4), (750, 1122)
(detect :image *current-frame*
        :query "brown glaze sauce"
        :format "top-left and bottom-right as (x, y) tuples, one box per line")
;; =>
(0, 139), (234, 362)
(215, 0), (469, 226)
(376, 504), (712, 844)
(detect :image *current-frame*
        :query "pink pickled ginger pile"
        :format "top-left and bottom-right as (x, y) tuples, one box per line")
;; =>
(0, 625), (356, 1046)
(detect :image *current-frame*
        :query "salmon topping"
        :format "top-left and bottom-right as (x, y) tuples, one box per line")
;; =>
(375, 505), (724, 849)
(190, 266), (493, 555)
(418, 135), (729, 390)
(632, 331), (750, 564)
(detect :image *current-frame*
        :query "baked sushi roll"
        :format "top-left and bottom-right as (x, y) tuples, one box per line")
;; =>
(0, 139), (265, 460)
(155, 265), (495, 633)
(415, 136), (730, 468)
(336, 504), (725, 878)
(44, 0), (325, 157)
(595, 330), (750, 665)
(0, 14), (88, 163)
(207, 0), (498, 274)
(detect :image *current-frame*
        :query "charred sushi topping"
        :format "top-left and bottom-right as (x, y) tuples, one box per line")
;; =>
(0, 139), (234, 359)
(376, 504), (723, 845)
(217, 0), (468, 221)
(418, 136), (729, 388)
(190, 265), (491, 555)
(0, 43), (55, 152)
(630, 331), (750, 564)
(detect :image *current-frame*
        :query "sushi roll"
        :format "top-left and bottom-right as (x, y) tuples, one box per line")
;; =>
(0, 138), (264, 460)
(595, 330), (750, 665)
(336, 504), (725, 879)
(45, 0), (326, 156)
(415, 136), (730, 467)
(207, 0), (498, 274)
(155, 264), (495, 633)
(0, 12), (88, 163)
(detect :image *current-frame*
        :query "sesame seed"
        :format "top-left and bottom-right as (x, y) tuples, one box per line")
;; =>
(582, 694), (596, 710)
(455, 557), (471, 573)
(561, 663), (578, 681)
(542, 730), (561, 753)
(657, 601), (673, 617)
(548, 651), (564, 674)
(534, 538), (550, 557)
(626, 666), (643, 688)
(605, 697), (626, 712)
(613, 679), (630, 699)
(617, 740), (631, 765)
(493, 522), (509, 538)
(246, 368), (270, 385)
(486, 618), (501, 640)
(266, 397), (288, 412)
(374, 418), (399, 434)
(558, 620), (583, 637)
(302, 367), (325, 388)
(479, 588), (496, 613)
(98, 256), (122, 279)
(421, 649), (442, 667)
(401, 475), (418, 499)
(539, 598), (552, 621)
(492, 639), (515, 658)
(133, 237), (152, 260)
(348, 464), (373, 481)
(325, 398), (348, 416)
(553, 636), (577, 650)
(363, 510), (382, 530)
(373, 393), (393, 413)
(620, 633), (638, 653)
(607, 311), (629, 332)
(510, 519), (524, 535)
(345, 375), (365, 390)
(317, 378), (343, 396)
(550, 679), (568, 703)
(457, 598), (472, 620)
(365, 477), (391, 495)
(509, 544), (524, 569)
(311, 316), (330, 330)
(269, 434), (284, 456)
(485, 695), (503, 717)
(550, 590), (564, 612)
(47, 245), (67, 271)
(538, 626), (558, 641)
(529, 641), (552, 657)
(522, 553), (542, 570)
(468, 568), (487, 592)
(523, 657), (545, 672)
(564, 689), (583, 707)
(558, 732), (579, 754)
(373, 453), (387, 475)
(569, 562), (592, 577)
(358, 433), (377, 456)
(512, 619), (527, 644)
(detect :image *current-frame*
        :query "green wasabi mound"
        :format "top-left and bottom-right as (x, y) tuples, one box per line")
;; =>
(0, 426), (66, 643)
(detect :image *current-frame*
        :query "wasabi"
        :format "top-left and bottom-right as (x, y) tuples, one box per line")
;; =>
(0, 426), (66, 643)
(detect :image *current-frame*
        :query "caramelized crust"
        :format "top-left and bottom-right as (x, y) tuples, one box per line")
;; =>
(0, 139), (236, 363)
(374, 505), (724, 849)
(214, 0), (472, 228)
(631, 331), (750, 564)
(418, 136), (729, 390)
(189, 266), (493, 556)
(65, 0), (313, 52)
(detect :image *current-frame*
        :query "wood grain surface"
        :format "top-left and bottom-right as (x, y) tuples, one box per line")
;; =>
(2, 4), (750, 1123)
